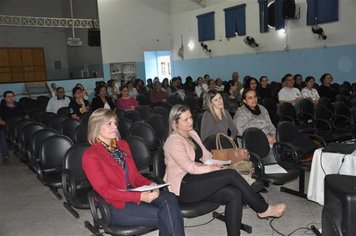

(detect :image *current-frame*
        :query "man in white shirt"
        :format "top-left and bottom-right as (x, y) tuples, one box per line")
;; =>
(278, 74), (302, 104)
(46, 87), (71, 113)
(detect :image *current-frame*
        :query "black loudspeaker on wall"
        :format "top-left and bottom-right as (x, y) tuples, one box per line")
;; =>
(88, 29), (101, 47)
(283, 0), (296, 19)
(322, 174), (356, 236)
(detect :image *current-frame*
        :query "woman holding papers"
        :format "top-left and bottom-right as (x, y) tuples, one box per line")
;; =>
(200, 90), (238, 142)
(164, 105), (286, 236)
(82, 109), (184, 236)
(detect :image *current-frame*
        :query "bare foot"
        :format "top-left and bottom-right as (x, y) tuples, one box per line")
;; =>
(257, 203), (287, 219)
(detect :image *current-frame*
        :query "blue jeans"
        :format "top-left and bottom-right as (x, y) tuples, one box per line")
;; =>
(0, 129), (9, 158)
(110, 191), (185, 236)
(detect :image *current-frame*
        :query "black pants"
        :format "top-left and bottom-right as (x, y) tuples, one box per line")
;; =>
(178, 169), (269, 236)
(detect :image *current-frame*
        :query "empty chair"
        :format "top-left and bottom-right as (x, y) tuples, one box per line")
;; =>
(48, 115), (67, 133)
(62, 143), (91, 218)
(314, 104), (353, 142)
(39, 112), (56, 127)
(79, 111), (92, 124)
(335, 94), (350, 107)
(275, 121), (325, 198)
(57, 107), (70, 117)
(151, 106), (169, 121)
(84, 191), (157, 236)
(36, 95), (50, 110)
(294, 98), (315, 124)
(29, 128), (58, 173)
(73, 124), (88, 144)
(146, 113), (169, 143)
(135, 105), (152, 121)
(135, 93), (149, 105)
(126, 135), (153, 173)
(20, 122), (46, 163)
(319, 97), (333, 112)
(13, 119), (34, 149)
(118, 117), (133, 139)
(123, 110), (142, 122)
(29, 110), (45, 122)
(114, 108), (125, 119)
(35, 134), (74, 199)
(333, 101), (352, 131)
(128, 122), (159, 151)
(242, 127), (299, 186)
(60, 119), (82, 141)
(4, 116), (24, 144)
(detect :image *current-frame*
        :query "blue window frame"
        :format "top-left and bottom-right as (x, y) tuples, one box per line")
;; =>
(307, 0), (339, 25)
(196, 12), (215, 42)
(224, 4), (246, 38)
(274, 0), (285, 30)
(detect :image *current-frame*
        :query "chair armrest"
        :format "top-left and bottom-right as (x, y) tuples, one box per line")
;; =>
(272, 142), (299, 165)
(297, 112), (314, 122)
(333, 114), (351, 125)
(314, 118), (333, 134)
(88, 191), (112, 229)
(306, 134), (326, 147)
(280, 115), (295, 123)
(248, 152), (265, 177)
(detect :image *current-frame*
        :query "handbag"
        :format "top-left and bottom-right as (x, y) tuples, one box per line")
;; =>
(211, 133), (249, 164)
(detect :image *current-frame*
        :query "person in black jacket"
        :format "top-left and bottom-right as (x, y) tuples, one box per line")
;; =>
(318, 73), (337, 102)
(91, 84), (115, 111)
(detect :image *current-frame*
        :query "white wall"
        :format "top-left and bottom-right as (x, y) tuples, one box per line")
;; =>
(97, 0), (172, 64)
(170, 0), (356, 60)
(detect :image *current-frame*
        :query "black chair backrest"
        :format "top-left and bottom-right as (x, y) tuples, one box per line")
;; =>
(315, 104), (333, 121)
(118, 117), (133, 139)
(296, 98), (314, 117)
(335, 94), (349, 106)
(115, 108), (126, 119)
(319, 97), (333, 111)
(203, 133), (236, 151)
(39, 112), (56, 127)
(73, 124), (89, 144)
(63, 143), (90, 184)
(123, 110), (143, 122)
(351, 107), (356, 125)
(242, 127), (270, 158)
(48, 115), (67, 133)
(40, 134), (74, 170)
(151, 106), (169, 120)
(135, 105), (152, 121)
(193, 113), (203, 133)
(351, 98), (356, 108)
(79, 111), (92, 124)
(146, 113), (168, 142)
(31, 128), (58, 159)
(278, 102), (297, 122)
(30, 110), (45, 122)
(5, 116), (24, 140)
(14, 119), (34, 144)
(128, 122), (158, 150)
(61, 119), (82, 141)
(333, 101), (351, 117)
(153, 147), (166, 179)
(57, 107), (70, 116)
(22, 122), (46, 151)
(262, 97), (278, 113)
(184, 95), (198, 108)
(136, 94), (149, 105)
(167, 94), (184, 106)
(276, 121), (318, 156)
(126, 136), (152, 170)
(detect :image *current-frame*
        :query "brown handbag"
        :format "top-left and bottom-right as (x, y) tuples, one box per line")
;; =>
(211, 133), (249, 164)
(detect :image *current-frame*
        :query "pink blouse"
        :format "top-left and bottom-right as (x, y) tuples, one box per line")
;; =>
(116, 97), (138, 111)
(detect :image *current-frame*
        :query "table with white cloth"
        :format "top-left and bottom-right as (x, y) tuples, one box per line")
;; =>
(307, 148), (356, 205)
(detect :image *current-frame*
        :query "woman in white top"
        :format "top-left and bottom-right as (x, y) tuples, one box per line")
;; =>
(301, 76), (320, 104)
(194, 77), (208, 98)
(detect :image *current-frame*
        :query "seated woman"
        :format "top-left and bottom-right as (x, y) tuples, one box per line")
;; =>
(200, 90), (238, 142)
(301, 76), (320, 104)
(149, 81), (168, 104)
(233, 89), (276, 145)
(82, 109), (184, 236)
(164, 105), (286, 236)
(116, 85), (138, 111)
(91, 84), (115, 111)
(68, 86), (90, 120)
(223, 80), (241, 116)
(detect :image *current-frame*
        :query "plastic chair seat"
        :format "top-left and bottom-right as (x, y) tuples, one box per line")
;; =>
(42, 171), (63, 187)
(179, 201), (220, 218)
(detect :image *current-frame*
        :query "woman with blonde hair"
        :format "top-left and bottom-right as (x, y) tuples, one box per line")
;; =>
(200, 90), (237, 142)
(164, 104), (287, 236)
(82, 109), (184, 236)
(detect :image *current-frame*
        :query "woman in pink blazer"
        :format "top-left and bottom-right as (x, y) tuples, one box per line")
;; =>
(164, 105), (286, 236)
(83, 108), (184, 236)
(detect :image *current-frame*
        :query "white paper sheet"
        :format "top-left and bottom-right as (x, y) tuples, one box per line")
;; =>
(203, 159), (232, 166)
(264, 164), (287, 174)
(126, 183), (170, 192)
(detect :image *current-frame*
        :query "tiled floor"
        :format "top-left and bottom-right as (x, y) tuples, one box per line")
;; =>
(0, 155), (322, 236)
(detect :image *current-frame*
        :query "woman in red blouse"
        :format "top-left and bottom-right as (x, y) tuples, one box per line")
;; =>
(116, 85), (138, 111)
(82, 109), (184, 235)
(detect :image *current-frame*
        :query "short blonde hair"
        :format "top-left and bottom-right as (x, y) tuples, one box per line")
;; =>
(87, 108), (119, 144)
